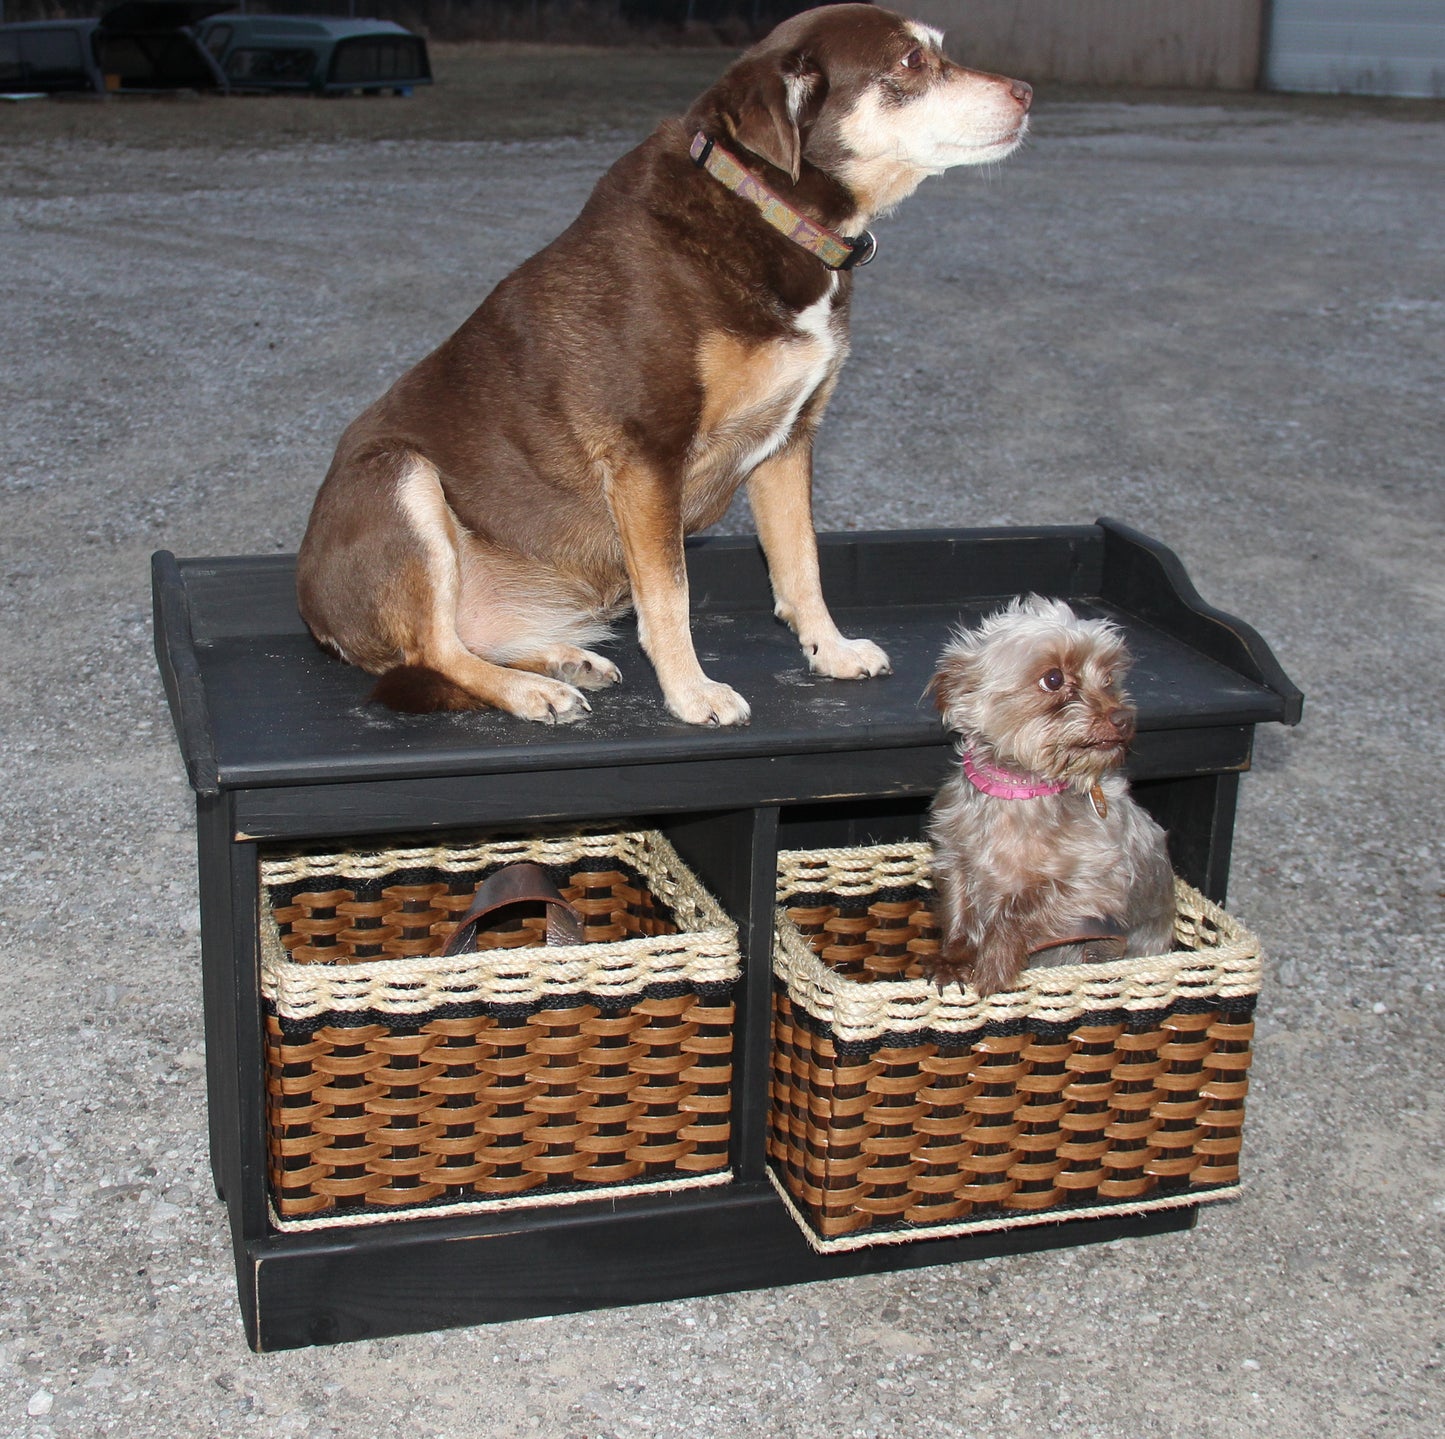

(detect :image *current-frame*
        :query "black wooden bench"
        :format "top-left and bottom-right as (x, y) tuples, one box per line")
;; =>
(153, 519), (1301, 1351)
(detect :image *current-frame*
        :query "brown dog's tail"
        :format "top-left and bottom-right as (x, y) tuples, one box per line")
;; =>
(371, 664), (487, 713)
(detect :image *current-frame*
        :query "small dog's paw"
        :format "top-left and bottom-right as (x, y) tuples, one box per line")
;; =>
(666, 678), (752, 728)
(917, 952), (974, 995)
(806, 635), (892, 681)
(504, 675), (591, 726)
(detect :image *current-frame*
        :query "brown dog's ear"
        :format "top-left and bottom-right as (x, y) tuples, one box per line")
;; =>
(719, 52), (823, 184)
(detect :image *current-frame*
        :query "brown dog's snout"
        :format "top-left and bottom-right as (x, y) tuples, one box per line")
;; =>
(1010, 79), (1033, 110)
(1106, 707), (1136, 741)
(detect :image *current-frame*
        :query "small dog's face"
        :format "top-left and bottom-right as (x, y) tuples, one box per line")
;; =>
(933, 596), (1137, 784)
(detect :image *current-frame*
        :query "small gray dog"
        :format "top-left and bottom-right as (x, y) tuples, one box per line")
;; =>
(924, 595), (1176, 995)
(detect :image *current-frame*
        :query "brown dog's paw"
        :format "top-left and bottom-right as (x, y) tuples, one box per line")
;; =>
(806, 634), (892, 681)
(665, 678), (752, 728)
(501, 674), (592, 726)
(543, 645), (622, 691)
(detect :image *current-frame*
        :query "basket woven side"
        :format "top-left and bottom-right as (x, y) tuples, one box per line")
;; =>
(769, 995), (1253, 1238)
(268, 994), (736, 1218)
(260, 830), (742, 1224)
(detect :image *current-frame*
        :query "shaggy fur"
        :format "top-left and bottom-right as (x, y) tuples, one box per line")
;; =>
(925, 595), (1176, 995)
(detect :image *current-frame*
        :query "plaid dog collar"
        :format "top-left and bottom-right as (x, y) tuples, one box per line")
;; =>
(689, 132), (876, 271)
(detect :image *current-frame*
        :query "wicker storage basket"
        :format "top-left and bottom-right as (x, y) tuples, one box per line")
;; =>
(260, 830), (740, 1229)
(770, 843), (1260, 1252)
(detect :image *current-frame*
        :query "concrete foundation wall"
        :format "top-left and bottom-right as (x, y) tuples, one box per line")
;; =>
(911, 0), (1267, 89)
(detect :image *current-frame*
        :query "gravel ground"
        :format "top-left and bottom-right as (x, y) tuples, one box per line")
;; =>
(1, 43), (1443, 1439)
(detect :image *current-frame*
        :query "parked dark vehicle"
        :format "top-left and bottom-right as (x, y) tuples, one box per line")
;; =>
(195, 14), (431, 95)
(0, 2), (230, 95)
(93, 1), (231, 92)
(0, 19), (103, 94)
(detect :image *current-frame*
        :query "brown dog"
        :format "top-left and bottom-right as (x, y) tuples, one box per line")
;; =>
(296, 5), (1032, 725)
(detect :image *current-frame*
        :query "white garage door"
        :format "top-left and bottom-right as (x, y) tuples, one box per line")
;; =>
(1267, 0), (1445, 96)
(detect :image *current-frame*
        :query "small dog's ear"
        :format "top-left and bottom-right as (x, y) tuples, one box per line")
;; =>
(928, 651), (972, 718)
(719, 51), (823, 183)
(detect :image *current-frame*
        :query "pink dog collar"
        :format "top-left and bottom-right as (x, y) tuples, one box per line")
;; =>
(962, 750), (1068, 800)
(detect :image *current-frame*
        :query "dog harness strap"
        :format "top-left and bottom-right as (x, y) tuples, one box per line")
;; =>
(962, 750), (1069, 800)
(689, 131), (876, 271)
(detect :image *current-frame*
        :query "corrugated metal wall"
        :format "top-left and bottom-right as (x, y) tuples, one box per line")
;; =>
(1266, 0), (1445, 97)
(911, 0), (1266, 89)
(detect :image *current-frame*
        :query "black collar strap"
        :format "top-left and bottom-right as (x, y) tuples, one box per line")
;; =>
(690, 132), (876, 271)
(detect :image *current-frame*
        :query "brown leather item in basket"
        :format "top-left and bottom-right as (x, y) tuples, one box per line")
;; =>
(269, 852), (680, 966)
(439, 861), (585, 955)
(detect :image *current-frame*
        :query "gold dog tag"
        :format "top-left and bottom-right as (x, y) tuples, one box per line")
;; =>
(1089, 784), (1108, 820)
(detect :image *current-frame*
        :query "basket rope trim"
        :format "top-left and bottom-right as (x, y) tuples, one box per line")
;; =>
(776, 844), (1260, 1043)
(261, 831), (740, 1019)
(270, 1167), (734, 1234)
(777, 842), (935, 900)
(766, 1164), (1239, 1255)
(776, 983), (1257, 1062)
